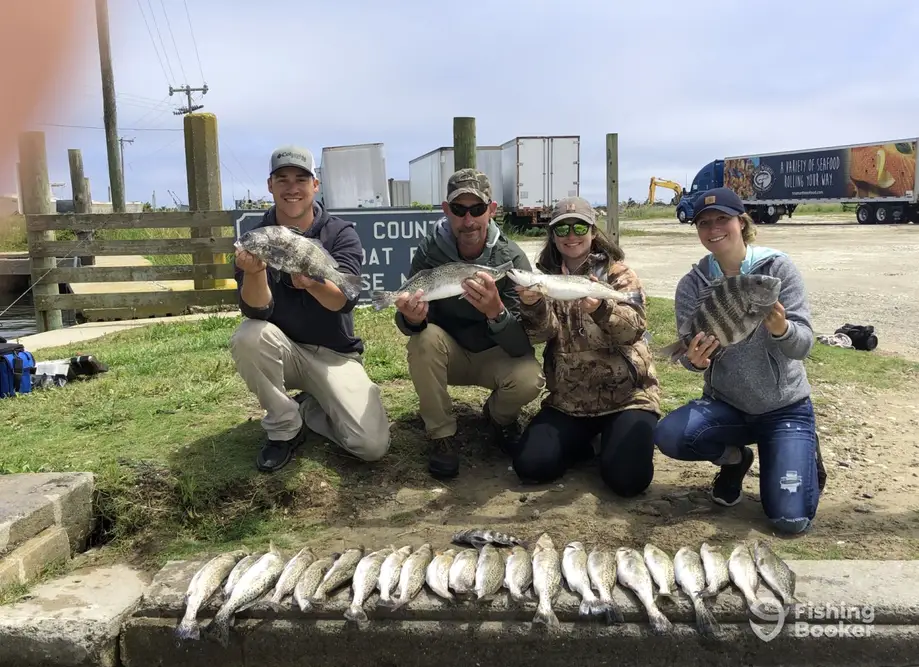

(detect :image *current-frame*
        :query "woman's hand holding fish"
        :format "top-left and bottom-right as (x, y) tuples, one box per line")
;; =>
(763, 302), (788, 337)
(514, 285), (543, 306)
(578, 275), (602, 314)
(235, 248), (266, 274)
(395, 289), (428, 325)
(463, 272), (504, 320)
(685, 332), (719, 369)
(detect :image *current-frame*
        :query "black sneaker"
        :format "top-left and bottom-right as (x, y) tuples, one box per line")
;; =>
(710, 446), (755, 507)
(256, 425), (306, 473)
(428, 436), (459, 479)
(483, 401), (521, 456)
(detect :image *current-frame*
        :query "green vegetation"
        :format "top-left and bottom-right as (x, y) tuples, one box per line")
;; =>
(2, 299), (916, 567)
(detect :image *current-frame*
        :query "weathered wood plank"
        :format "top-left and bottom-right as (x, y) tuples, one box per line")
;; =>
(29, 236), (237, 257)
(33, 288), (238, 311)
(32, 263), (238, 284)
(25, 210), (235, 232)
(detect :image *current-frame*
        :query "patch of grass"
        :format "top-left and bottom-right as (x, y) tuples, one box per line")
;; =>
(0, 214), (27, 252)
(1, 299), (915, 566)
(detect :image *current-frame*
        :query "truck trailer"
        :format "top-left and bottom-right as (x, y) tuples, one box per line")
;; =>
(675, 138), (918, 225)
(408, 146), (504, 207)
(500, 135), (580, 229)
(318, 143), (390, 209)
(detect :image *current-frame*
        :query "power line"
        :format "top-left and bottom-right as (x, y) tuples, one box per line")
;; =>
(159, 0), (188, 84)
(145, 0), (176, 82)
(182, 0), (206, 82)
(38, 122), (182, 131)
(135, 0), (170, 84)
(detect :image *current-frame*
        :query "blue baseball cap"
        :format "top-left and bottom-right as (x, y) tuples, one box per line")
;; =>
(691, 187), (745, 223)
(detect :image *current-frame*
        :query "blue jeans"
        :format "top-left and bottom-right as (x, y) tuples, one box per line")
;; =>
(654, 396), (819, 534)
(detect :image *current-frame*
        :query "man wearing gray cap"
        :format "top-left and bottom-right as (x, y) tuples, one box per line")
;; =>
(393, 168), (544, 480)
(231, 145), (390, 473)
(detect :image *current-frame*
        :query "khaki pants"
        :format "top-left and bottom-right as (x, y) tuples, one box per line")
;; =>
(406, 323), (545, 439)
(230, 319), (391, 461)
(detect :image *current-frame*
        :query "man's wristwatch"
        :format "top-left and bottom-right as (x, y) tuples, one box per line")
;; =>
(487, 308), (508, 325)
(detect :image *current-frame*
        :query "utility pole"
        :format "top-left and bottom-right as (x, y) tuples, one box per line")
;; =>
(118, 136), (134, 182)
(94, 0), (125, 212)
(170, 84), (209, 115)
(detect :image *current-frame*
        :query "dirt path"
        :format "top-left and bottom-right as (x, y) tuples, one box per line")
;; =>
(518, 216), (919, 361)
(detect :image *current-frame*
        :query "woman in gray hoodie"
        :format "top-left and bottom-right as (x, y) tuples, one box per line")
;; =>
(653, 186), (825, 535)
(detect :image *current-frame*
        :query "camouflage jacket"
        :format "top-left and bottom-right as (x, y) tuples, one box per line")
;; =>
(518, 252), (662, 418)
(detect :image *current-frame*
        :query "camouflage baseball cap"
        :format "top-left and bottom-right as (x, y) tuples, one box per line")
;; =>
(446, 168), (492, 203)
(548, 196), (597, 227)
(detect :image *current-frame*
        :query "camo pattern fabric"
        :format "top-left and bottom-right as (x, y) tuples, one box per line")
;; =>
(518, 254), (662, 418)
(446, 168), (493, 203)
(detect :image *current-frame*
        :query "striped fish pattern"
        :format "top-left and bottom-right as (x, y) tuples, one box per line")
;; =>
(660, 274), (782, 363)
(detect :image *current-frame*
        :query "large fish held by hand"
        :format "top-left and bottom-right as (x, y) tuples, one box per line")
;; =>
(659, 273), (782, 363)
(370, 261), (514, 310)
(506, 268), (642, 305)
(234, 224), (364, 301)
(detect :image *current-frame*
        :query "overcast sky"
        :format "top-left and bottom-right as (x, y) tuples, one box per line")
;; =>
(3, 0), (918, 209)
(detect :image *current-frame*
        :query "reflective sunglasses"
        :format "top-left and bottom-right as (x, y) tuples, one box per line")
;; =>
(449, 201), (489, 218)
(552, 222), (592, 237)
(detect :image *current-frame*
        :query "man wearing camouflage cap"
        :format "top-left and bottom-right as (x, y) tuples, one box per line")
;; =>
(393, 168), (545, 480)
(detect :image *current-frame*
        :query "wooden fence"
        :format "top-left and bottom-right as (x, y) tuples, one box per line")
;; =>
(25, 210), (239, 328)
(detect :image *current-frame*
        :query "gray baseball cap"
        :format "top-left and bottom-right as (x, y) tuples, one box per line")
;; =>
(269, 145), (317, 176)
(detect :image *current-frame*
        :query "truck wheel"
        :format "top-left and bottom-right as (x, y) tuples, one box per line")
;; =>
(677, 209), (687, 223)
(856, 204), (873, 224)
(874, 205), (889, 224)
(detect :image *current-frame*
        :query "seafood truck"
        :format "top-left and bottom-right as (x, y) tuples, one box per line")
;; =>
(675, 138), (918, 225)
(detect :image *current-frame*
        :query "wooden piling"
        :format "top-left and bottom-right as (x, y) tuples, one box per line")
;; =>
(68, 148), (94, 267)
(19, 131), (63, 331)
(605, 133), (620, 246)
(453, 117), (476, 171)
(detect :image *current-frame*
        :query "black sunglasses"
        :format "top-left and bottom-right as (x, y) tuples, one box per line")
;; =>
(552, 222), (592, 237)
(449, 201), (489, 218)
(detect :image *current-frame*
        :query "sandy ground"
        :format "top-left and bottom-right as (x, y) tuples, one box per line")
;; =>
(297, 215), (919, 562)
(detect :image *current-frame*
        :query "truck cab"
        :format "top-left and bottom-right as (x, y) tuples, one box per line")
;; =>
(675, 159), (724, 223)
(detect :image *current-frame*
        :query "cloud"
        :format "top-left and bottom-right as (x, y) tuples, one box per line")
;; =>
(4, 0), (917, 210)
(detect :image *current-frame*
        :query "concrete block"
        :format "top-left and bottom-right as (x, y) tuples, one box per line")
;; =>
(120, 558), (919, 666)
(0, 526), (70, 590)
(0, 473), (95, 555)
(0, 563), (150, 667)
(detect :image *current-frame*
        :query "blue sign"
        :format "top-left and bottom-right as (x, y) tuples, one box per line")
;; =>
(230, 207), (446, 302)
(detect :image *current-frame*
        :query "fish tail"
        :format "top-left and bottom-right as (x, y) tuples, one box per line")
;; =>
(533, 596), (560, 630)
(578, 589), (600, 617)
(693, 598), (720, 637)
(340, 273), (364, 301)
(658, 340), (688, 363)
(297, 597), (314, 613)
(648, 605), (674, 634)
(698, 585), (718, 599)
(265, 598), (284, 613)
(174, 616), (200, 641)
(343, 603), (369, 625)
(207, 609), (232, 648)
(618, 290), (644, 306)
(370, 291), (394, 310)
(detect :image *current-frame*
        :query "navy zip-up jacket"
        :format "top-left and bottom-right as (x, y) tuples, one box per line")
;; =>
(234, 203), (365, 355)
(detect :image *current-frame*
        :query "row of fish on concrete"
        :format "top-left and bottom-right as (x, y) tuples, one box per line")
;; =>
(177, 528), (798, 647)
(235, 225), (783, 357)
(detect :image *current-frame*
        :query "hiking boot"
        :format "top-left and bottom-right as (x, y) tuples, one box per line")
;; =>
(816, 433), (827, 493)
(428, 435), (459, 479)
(483, 401), (521, 456)
(710, 446), (755, 507)
(256, 425), (306, 473)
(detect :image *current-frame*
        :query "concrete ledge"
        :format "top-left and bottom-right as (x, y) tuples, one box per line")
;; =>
(0, 473), (95, 555)
(0, 564), (149, 667)
(119, 617), (919, 667)
(0, 526), (70, 590)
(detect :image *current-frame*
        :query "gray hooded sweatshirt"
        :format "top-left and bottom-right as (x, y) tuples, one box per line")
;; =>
(673, 245), (814, 415)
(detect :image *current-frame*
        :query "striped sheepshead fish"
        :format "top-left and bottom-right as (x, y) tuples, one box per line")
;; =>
(659, 273), (782, 363)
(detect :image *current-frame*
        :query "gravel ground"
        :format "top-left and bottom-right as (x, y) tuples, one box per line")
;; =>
(518, 214), (919, 361)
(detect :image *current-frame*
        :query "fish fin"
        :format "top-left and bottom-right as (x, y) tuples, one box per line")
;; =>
(693, 598), (720, 637)
(265, 599), (284, 613)
(370, 291), (395, 310)
(616, 290), (644, 306)
(343, 604), (369, 625)
(305, 238), (339, 268)
(493, 260), (515, 275)
(657, 340), (688, 363)
(648, 606), (674, 635)
(533, 600), (560, 631)
(339, 272), (364, 301)
(206, 610), (231, 648)
(174, 617), (201, 641)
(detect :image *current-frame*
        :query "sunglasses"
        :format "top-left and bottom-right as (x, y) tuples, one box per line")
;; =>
(449, 201), (489, 218)
(552, 222), (592, 237)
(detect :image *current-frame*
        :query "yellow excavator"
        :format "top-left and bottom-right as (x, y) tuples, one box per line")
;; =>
(646, 177), (685, 206)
